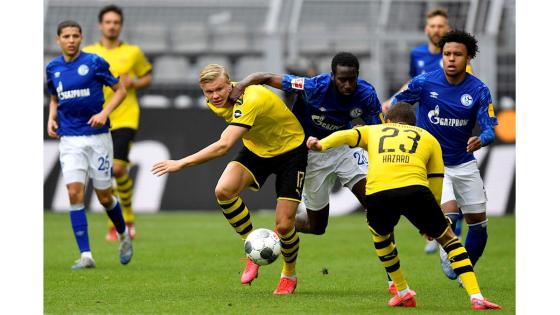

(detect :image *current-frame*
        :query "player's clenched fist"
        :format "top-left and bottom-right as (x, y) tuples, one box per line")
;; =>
(306, 136), (322, 151)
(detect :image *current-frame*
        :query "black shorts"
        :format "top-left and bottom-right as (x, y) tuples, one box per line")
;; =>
(111, 128), (136, 164)
(365, 185), (449, 238)
(233, 142), (308, 201)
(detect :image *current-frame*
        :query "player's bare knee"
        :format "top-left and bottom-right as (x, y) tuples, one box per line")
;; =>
(67, 186), (84, 204)
(275, 221), (295, 235)
(97, 190), (114, 208)
(464, 211), (486, 225)
(214, 185), (236, 201)
(112, 163), (127, 177)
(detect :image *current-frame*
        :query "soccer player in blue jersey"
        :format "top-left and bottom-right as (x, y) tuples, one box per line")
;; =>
(391, 30), (498, 282)
(46, 20), (132, 269)
(231, 52), (389, 288)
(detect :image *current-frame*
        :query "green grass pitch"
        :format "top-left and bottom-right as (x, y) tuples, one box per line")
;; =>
(44, 211), (515, 314)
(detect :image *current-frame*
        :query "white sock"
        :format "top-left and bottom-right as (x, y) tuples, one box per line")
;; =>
(81, 251), (92, 259)
(398, 287), (411, 297)
(470, 293), (484, 301)
(388, 280), (394, 286)
(119, 226), (129, 238)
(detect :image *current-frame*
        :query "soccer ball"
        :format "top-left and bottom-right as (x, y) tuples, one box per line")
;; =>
(244, 228), (281, 266)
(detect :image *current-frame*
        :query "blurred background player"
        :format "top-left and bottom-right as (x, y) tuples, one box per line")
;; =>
(392, 30), (498, 283)
(307, 102), (501, 310)
(46, 20), (132, 269)
(84, 4), (153, 241)
(382, 7), (466, 254)
(152, 64), (307, 295)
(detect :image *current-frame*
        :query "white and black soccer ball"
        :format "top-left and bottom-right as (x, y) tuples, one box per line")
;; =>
(244, 228), (281, 266)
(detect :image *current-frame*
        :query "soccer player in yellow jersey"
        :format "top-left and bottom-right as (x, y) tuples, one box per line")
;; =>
(152, 64), (307, 295)
(307, 102), (501, 310)
(84, 5), (153, 241)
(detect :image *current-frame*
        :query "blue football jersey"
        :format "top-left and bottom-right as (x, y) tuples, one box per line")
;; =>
(46, 51), (119, 136)
(393, 69), (498, 166)
(409, 43), (443, 78)
(281, 73), (383, 139)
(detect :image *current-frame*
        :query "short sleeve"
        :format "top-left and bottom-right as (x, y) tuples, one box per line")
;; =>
(45, 64), (57, 96)
(281, 74), (320, 95)
(132, 47), (152, 77)
(229, 89), (260, 129)
(93, 55), (119, 87)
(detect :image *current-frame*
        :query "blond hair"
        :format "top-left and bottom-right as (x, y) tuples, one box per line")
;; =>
(199, 64), (230, 84)
(426, 8), (448, 20)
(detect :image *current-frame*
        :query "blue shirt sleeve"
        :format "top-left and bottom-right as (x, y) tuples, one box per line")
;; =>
(477, 86), (498, 146)
(281, 74), (320, 96)
(93, 55), (119, 87)
(361, 91), (383, 125)
(392, 75), (423, 107)
(45, 64), (57, 96)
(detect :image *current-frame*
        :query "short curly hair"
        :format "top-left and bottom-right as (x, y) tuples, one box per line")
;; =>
(438, 30), (479, 59)
(331, 52), (359, 73)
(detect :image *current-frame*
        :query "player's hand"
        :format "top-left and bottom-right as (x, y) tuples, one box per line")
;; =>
(151, 160), (183, 176)
(466, 136), (482, 152)
(47, 118), (59, 139)
(306, 136), (322, 151)
(120, 73), (135, 89)
(88, 112), (108, 128)
(229, 84), (244, 103)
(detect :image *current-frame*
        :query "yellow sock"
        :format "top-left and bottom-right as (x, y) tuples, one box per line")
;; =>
(442, 237), (481, 296)
(116, 173), (134, 223)
(278, 227), (299, 277)
(369, 226), (408, 291)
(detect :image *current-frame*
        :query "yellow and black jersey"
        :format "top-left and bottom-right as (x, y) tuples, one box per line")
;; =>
(83, 42), (152, 130)
(207, 84), (304, 158)
(319, 123), (444, 200)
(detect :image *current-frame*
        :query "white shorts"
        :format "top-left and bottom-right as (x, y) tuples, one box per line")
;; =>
(303, 145), (368, 210)
(441, 160), (487, 213)
(59, 133), (113, 190)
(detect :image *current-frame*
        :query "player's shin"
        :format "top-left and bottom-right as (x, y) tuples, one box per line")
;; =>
(105, 196), (126, 234)
(368, 226), (408, 293)
(116, 173), (135, 223)
(278, 227), (299, 277)
(464, 219), (488, 266)
(218, 196), (253, 240)
(441, 237), (481, 296)
(69, 204), (91, 253)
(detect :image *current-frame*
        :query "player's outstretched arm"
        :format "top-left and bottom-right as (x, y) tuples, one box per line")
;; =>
(382, 81), (410, 115)
(317, 129), (362, 152)
(229, 72), (283, 102)
(151, 125), (247, 177)
(47, 95), (59, 139)
(88, 81), (126, 128)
